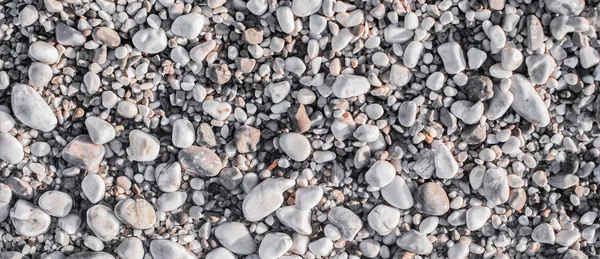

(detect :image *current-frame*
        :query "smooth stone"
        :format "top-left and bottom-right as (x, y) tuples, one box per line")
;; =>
(171, 13), (204, 40)
(486, 84), (514, 120)
(467, 48), (487, 69)
(295, 185), (323, 210)
(463, 75), (493, 102)
(466, 206), (491, 231)
(156, 191), (187, 212)
(127, 130), (160, 162)
(332, 74), (371, 98)
(501, 48), (523, 71)
(384, 26), (414, 44)
(461, 123), (487, 145)
(0, 184), (11, 221)
(488, 25), (506, 54)
(389, 64), (413, 87)
(116, 237), (144, 259)
(259, 233), (293, 259)
(292, 0), (321, 16)
(328, 207), (363, 241)
(555, 230), (581, 247)
(117, 101), (137, 118)
(28, 42), (59, 64)
(550, 16), (589, 40)
(438, 42), (466, 74)
(10, 200), (51, 236)
(19, 5), (38, 26)
(62, 135), (105, 172)
(419, 216), (439, 234)
(190, 40), (216, 63)
(55, 23), (86, 46)
(331, 28), (353, 51)
(150, 240), (196, 259)
(483, 168), (509, 207)
(532, 223), (556, 244)
(267, 81), (291, 103)
(353, 124), (379, 142)
(414, 149), (435, 179)
(38, 191), (72, 217)
(381, 176), (413, 209)
(359, 239), (380, 258)
(214, 222), (257, 255)
(509, 74), (550, 127)
(87, 205), (120, 241)
(155, 162), (182, 192)
(85, 117), (115, 145)
(247, 0), (268, 15)
(403, 41), (424, 68)
(276, 7), (295, 34)
(415, 182), (449, 216)
(365, 160), (395, 187)
(58, 213), (81, 235)
(276, 205), (312, 235)
(545, 0), (585, 15)
(331, 112), (356, 141)
(202, 100), (232, 120)
(172, 119), (195, 148)
(525, 55), (556, 85)
(396, 230), (433, 255)
(309, 238), (333, 257)
(580, 46), (600, 69)
(84, 235), (104, 251)
(0, 111), (15, 132)
(205, 248), (235, 259)
(0, 133), (24, 164)
(92, 27), (120, 47)
(178, 146), (222, 177)
(448, 243), (469, 259)
(11, 84), (58, 132)
(526, 15), (544, 51)
(114, 198), (156, 229)
(243, 178), (295, 221)
(234, 125), (261, 153)
(83, 72), (100, 94)
(450, 100), (484, 125)
(433, 141), (459, 179)
(82, 174), (105, 204)
(285, 57), (306, 76)
(548, 174), (579, 189)
(219, 167), (243, 190)
(28, 62), (53, 87)
(367, 204), (400, 235)
(397, 101), (417, 127)
(279, 133), (311, 161)
(5, 177), (33, 200)
(65, 252), (114, 259)
(132, 28), (168, 54)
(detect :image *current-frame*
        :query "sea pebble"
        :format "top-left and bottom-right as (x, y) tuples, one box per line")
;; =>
(259, 233), (293, 259)
(10, 200), (51, 237)
(11, 84), (58, 132)
(243, 178), (295, 221)
(82, 174), (105, 204)
(178, 146), (223, 177)
(214, 222), (257, 255)
(279, 133), (311, 161)
(367, 204), (400, 235)
(114, 198), (156, 229)
(328, 207), (363, 241)
(38, 191), (72, 217)
(86, 205), (120, 241)
(149, 240), (196, 259)
(127, 130), (160, 162)
(132, 28), (168, 54)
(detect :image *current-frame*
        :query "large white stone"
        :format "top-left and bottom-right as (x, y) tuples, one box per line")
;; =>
(11, 84), (58, 132)
(243, 178), (295, 221)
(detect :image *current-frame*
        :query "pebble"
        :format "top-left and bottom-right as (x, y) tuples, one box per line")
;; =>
(178, 146), (222, 177)
(202, 100), (232, 121)
(10, 200), (51, 237)
(116, 237), (144, 259)
(396, 230), (433, 255)
(127, 130), (160, 162)
(85, 117), (115, 145)
(243, 178), (295, 221)
(172, 119), (195, 148)
(463, 75), (493, 102)
(483, 168), (509, 207)
(267, 81), (291, 103)
(0, 111), (15, 132)
(332, 74), (371, 98)
(38, 191), (72, 217)
(156, 191), (187, 211)
(259, 233), (293, 259)
(206, 248), (235, 259)
(384, 26), (414, 44)
(82, 174), (105, 204)
(525, 54), (556, 85)
(0, 133), (24, 164)
(415, 182), (449, 216)
(86, 205), (120, 241)
(277, 7), (295, 34)
(171, 13), (204, 39)
(132, 28), (167, 54)
(438, 42), (466, 74)
(117, 101), (138, 118)
(466, 206), (491, 231)
(331, 112), (356, 141)
(0, 184), (11, 222)
(450, 100), (484, 125)
(389, 64), (413, 87)
(190, 40), (216, 63)
(62, 135), (105, 172)
(19, 5), (38, 26)
(279, 133), (311, 161)
(28, 62), (53, 87)
(365, 160), (395, 187)
(155, 162), (182, 192)
(532, 223), (556, 244)
(508, 74), (550, 127)
(367, 204), (400, 235)
(149, 240), (196, 259)
(114, 198), (156, 229)
(433, 141), (459, 179)
(501, 48), (523, 71)
(58, 213), (81, 235)
(92, 27), (120, 47)
(295, 185), (323, 210)
(308, 238), (333, 257)
(28, 42), (59, 64)
(381, 175), (413, 209)
(11, 84), (58, 132)
(353, 124), (379, 142)
(545, 0), (585, 15)
(397, 101), (418, 127)
(214, 222), (257, 255)
(276, 205), (312, 235)
(288, 104), (311, 133)
(65, 252), (115, 259)
(328, 207), (363, 241)
(84, 235), (104, 251)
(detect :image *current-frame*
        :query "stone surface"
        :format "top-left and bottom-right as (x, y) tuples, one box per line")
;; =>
(149, 240), (196, 259)
(10, 200), (51, 237)
(415, 182), (449, 216)
(38, 191), (72, 217)
(62, 135), (105, 172)
(178, 146), (223, 177)
(114, 198), (156, 229)
(214, 222), (257, 255)
(279, 133), (311, 161)
(243, 178), (295, 221)
(11, 84), (57, 132)
(328, 207), (363, 241)
(127, 130), (160, 162)
(86, 205), (120, 241)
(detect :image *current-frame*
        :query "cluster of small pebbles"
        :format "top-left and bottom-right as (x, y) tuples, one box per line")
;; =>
(1, 0), (600, 258)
